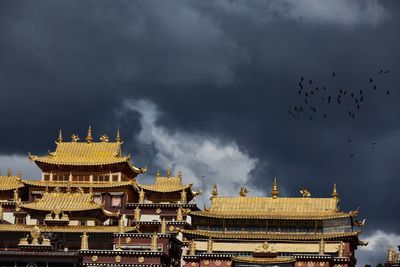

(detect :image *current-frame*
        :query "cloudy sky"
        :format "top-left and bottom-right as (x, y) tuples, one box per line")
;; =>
(1, 1), (400, 265)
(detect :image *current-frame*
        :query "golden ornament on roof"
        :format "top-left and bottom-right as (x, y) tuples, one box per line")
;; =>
(271, 177), (279, 198)
(86, 126), (93, 143)
(100, 134), (109, 143)
(300, 189), (311, 197)
(57, 129), (63, 143)
(71, 134), (80, 142)
(239, 187), (249, 197)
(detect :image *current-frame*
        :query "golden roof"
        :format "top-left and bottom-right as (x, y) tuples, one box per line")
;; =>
(0, 175), (24, 191)
(190, 196), (346, 220)
(21, 191), (101, 212)
(232, 256), (296, 264)
(23, 180), (134, 188)
(29, 141), (141, 172)
(180, 229), (361, 240)
(0, 224), (137, 233)
(138, 176), (192, 193)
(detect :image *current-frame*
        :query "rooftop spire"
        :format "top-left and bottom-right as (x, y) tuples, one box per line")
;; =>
(177, 170), (182, 179)
(332, 183), (339, 199)
(86, 126), (93, 143)
(271, 177), (279, 199)
(7, 168), (12, 177)
(57, 129), (63, 143)
(156, 169), (160, 177)
(115, 129), (122, 143)
(166, 167), (172, 178)
(211, 184), (218, 199)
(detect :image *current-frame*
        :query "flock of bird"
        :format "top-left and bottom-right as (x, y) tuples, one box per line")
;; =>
(289, 70), (392, 157)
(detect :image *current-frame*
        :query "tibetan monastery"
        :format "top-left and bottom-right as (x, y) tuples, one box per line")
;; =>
(0, 128), (367, 267)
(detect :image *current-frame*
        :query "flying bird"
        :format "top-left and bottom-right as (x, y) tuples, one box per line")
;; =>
(386, 90), (390, 95)
(309, 80), (312, 84)
(350, 154), (355, 158)
(379, 69), (383, 74)
(369, 78), (373, 83)
(301, 76), (304, 82)
(323, 114), (327, 119)
(309, 116), (314, 121)
(373, 85), (376, 90)
(347, 140), (352, 143)
(332, 72), (336, 77)
(384, 70), (389, 74)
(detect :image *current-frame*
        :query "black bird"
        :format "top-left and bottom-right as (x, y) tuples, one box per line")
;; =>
(370, 77), (373, 83)
(323, 86), (327, 90)
(351, 93), (354, 98)
(372, 142), (377, 145)
(343, 90), (347, 95)
(301, 76), (304, 81)
(316, 86), (319, 91)
(373, 85), (376, 90)
(305, 92), (308, 97)
(332, 72), (336, 77)
(311, 91), (314, 95)
(340, 89), (343, 94)
(337, 98), (341, 104)
(299, 90), (302, 95)
(350, 154), (355, 158)
(347, 140), (352, 143)
(360, 90), (363, 95)
(352, 114), (355, 119)
(386, 90), (390, 95)
(310, 107), (316, 113)
(384, 70), (389, 74)
(347, 111), (352, 117)
(299, 83), (303, 89)
(309, 116), (314, 121)
(357, 104), (360, 110)
(309, 80), (312, 84)
(360, 96), (364, 102)
(379, 69), (383, 74)
(323, 114), (327, 119)
(328, 96), (331, 103)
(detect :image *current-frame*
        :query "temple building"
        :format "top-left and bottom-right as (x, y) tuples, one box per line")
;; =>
(0, 128), (367, 267)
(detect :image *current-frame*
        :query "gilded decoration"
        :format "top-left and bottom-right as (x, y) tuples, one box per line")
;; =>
(125, 237), (132, 243)
(204, 260), (210, 265)
(91, 255), (98, 262)
(115, 255), (121, 263)
(156, 208), (162, 214)
(138, 171), (194, 193)
(138, 256), (145, 263)
(0, 173), (24, 191)
(216, 260), (222, 266)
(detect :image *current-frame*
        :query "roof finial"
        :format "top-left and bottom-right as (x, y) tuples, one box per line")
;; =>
(86, 126), (93, 143)
(332, 183), (339, 199)
(177, 171), (182, 179)
(17, 170), (22, 181)
(271, 177), (279, 199)
(166, 167), (172, 178)
(211, 184), (218, 199)
(71, 134), (79, 142)
(156, 169), (160, 177)
(7, 168), (12, 177)
(57, 129), (63, 143)
(115, 129), (122, 143)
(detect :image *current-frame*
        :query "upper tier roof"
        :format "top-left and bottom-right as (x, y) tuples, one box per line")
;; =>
(0, 172), (24, 191)
(28, 129), (144, 175)
(189, 182), (357, 220)
(138, 175), (193, 193)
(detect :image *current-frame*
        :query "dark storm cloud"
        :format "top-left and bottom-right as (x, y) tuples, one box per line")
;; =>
(1, 1), (400, 265)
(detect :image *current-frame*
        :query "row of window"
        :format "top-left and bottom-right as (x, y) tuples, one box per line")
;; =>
(43, 173), (119, 182)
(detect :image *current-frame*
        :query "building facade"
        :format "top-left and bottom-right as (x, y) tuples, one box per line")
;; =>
(0, 128), (367, 267)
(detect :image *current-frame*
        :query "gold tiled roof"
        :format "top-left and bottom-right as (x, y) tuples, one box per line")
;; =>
(190, 196), (345, 220)
(23, 180), (134, 188)
(21, 191), (101, 212)
(0, 175), (24, 191)
(29, 142), (141, 172)
(138, 176), (192, 193)
(180, 229), (361, 240)
(0, 224), (137, 233)
(232, 256), (296, 264)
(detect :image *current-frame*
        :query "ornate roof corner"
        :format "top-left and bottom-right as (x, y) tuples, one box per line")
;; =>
(354, 218), (366, 227)
(271, 177), (279, 198)
(358, 238), (369, 246)
(102, 208), (121, 218)
(139, 166), (147, 173)
(349, 207), (360, 217)
(28, 152), (37, 161)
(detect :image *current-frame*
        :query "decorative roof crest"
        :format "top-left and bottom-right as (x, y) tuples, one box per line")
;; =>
(71, 134), (80, 142)
(271, 177), (279, 198)
(86, 126), (93, 143)
(57, 129), (63, 143)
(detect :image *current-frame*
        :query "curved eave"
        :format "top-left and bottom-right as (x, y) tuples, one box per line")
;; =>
(180, 229), (362, 241)
(23, 180), (135, 188)
(20, 202), (102, 212)
(0, 224), (137, 233)
(30, 155), (144, 175)
(137, 183), (193, 193)
(232, 256), (296, 264)
(0, 184), (24, 191)
(189, 211), (351, 220)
